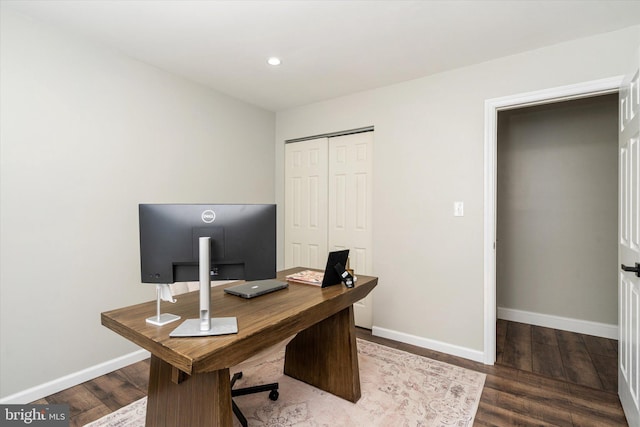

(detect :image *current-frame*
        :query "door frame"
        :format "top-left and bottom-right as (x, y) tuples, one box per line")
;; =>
(483, 76), (624, 365)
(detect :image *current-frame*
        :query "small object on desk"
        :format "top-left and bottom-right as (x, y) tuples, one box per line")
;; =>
(334, 262), (355, 288)
(146, 283), (181, 326)
(285, 270), (324, 286)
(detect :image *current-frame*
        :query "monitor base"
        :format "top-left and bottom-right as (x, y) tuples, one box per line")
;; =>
(170, 317), (238, 337)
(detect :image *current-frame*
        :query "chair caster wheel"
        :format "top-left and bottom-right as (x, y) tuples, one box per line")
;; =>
(269, 390), (279, 401)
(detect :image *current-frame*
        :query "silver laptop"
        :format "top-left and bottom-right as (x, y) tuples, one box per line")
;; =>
(224, 279), (288, 299)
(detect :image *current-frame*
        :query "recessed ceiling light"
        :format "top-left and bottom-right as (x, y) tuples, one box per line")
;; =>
(267, 57), (282, 66)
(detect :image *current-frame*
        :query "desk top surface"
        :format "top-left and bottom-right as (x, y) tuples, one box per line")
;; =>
(101, 267), (377, 374)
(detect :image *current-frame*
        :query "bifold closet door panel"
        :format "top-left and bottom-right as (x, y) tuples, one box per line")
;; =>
(284, 137), (329, 269)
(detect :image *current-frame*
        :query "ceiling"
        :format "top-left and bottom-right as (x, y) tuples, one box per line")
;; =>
(3, 0), (640, 112)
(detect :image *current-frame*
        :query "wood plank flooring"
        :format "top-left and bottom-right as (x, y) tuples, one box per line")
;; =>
(32, 360), (150, 427)
(33, 324), (627, 426)
(496, 319), (618, 393)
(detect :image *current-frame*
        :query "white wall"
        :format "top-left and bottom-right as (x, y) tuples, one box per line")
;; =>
(496, 95), (618, 325)
(0, 9), (275, 399)
(275, 26), (640, 358)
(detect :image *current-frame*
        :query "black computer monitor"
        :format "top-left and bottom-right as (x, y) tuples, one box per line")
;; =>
(139, 204), (276, 284)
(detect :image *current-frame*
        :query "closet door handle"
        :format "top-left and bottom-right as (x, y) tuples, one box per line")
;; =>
(621, 263), (640, 278)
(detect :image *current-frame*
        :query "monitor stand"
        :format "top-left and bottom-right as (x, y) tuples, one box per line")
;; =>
(146, 284), (181, 326)
(170, 236), (238, 337)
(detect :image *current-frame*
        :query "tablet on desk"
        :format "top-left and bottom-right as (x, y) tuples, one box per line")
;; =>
(224, 279), (288, 298)
(321, 249), (350, 287)
(285, 250), (352, 288)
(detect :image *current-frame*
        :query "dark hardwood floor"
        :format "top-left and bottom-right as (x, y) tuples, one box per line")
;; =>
(33, 324), (627, 426)
(496, 319), (618, 393)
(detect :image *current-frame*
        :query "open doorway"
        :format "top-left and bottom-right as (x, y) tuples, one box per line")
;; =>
(494, 94), (618, 391)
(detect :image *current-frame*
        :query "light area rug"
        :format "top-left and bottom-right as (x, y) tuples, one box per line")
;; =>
(85, 339), (485, 427)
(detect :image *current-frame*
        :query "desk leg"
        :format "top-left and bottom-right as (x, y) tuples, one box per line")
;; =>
(284, 305), (361, 402)
(145, 355), (233, 427)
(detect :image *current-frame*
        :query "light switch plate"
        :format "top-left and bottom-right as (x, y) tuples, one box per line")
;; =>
(454, 201), (464, 217)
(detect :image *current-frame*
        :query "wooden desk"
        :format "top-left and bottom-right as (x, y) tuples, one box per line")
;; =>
(101, 268), (377, 427)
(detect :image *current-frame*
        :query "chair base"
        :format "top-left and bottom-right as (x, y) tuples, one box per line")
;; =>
(231, 372), (279, 427)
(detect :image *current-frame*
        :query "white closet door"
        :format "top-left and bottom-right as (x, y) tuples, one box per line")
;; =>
(284, 132), (374, 328)
(284, 138), (329, 269)
(329, 132), (374, 328)
(619, 45), (640, 427)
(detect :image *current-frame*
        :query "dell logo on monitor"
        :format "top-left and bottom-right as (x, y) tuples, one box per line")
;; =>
(201, 210), (216, 223)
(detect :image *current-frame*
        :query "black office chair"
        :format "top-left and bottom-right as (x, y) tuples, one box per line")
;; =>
(230, 372), (279, 427)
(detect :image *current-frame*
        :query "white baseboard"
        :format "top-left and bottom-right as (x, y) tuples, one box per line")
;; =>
(497, 307), (618, 340)
(371, 326), (485, 363)
(0, 349), (150, 404)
